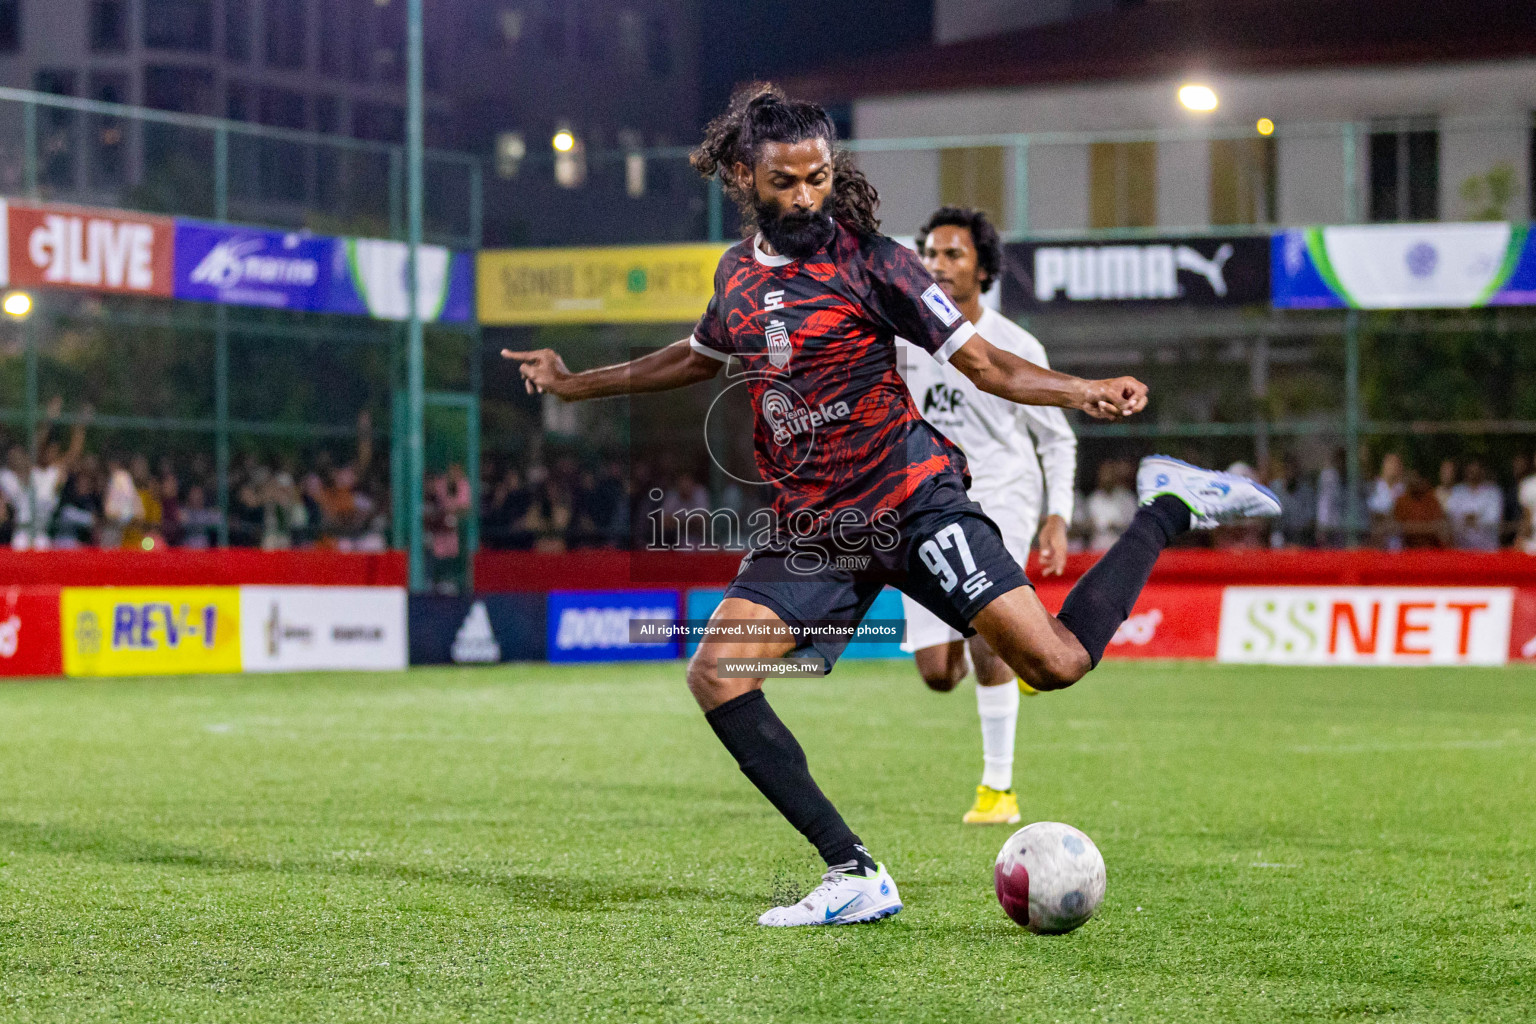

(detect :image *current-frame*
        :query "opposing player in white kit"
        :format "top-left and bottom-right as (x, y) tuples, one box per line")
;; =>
(898, 207), (1076, 825)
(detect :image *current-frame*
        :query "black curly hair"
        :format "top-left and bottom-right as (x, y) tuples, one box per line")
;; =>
(916, 206), (1003, 294)
(690, 82), (881, 236)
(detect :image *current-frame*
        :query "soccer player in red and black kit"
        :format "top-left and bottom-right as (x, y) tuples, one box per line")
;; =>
(507, 84), (1280, 926)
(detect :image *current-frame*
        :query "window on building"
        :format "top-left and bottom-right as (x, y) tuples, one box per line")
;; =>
(577, 10), (604, 61)
(1369, 121), (1439, 222)
(35, 71), (77, 192)
(0, 1), (19, 52)
(354, 102), (403, 144)
(939, 147), (1005, 225)
(257, 87), (306, 203)
(318, 2), (344, 73)
(226, 81), (251, 121)
(645, 15), (671, 77)
(1529, 113), (1535, 220)
(266, 0), (306, 69)
(35, 69), (75, 96)
(315, 94), (339, 134)
(1089, 141), (1157, 229)
(226, 0), (251, 61)
(259, 87), (305, 129)
(144, 65), (217, 113)
(347, 4), (370, 81)
(90, 73), (128, 188)
(90, 0), (127, 51)
(540, 11), (565, 56)
(1209, 137), (1276, 226)
(493, 7), (525, 49)
(617, 9), (643, 62)
(145, 1), (213, 51)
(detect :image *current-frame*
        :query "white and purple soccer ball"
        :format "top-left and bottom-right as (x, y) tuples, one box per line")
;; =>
(995, 821), (1107, 934)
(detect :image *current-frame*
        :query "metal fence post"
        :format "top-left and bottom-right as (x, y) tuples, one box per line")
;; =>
(22, 98), (36, 197)
(1342, 122), (1359, 224)
(389, 147), (404, 241)
(1343, 310), (1362, 546)
(405, 0), (427, 592)
(465, 378), (481, 596)
(468, 160), (484, 249)
(707, 177), (723, 242)
(215, 306), (230, 547)
(214, 124), (229, 221)
(1011, 137), (1030, 235)
(22, 303), (38, 455)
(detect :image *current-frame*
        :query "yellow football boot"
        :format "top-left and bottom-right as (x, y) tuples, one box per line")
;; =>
(1018, 678), (1041, 696)
(963, 785), (1021, 824)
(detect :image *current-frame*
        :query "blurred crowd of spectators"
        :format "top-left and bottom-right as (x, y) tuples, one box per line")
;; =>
(10, 406), (1536, 559)
(1078, 451), (1536, 553)
(0, 406), (397, 553)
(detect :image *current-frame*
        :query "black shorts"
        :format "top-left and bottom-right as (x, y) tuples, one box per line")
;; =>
(721, 475), (1031, 672)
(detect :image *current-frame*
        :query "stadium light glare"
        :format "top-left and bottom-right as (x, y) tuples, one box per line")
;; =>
(3, 291), (32, 318)
(552, 130), (576, 153)
(1256, 117), (1276, 136)
(1178, 84), (1219, 112)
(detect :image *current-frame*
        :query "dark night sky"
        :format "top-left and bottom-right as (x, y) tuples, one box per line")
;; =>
(698, 0), (934, 125)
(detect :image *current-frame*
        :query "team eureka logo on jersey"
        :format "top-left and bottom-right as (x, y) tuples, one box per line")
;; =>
(763, 388), (849, 446)
(765, 319), (792, 370)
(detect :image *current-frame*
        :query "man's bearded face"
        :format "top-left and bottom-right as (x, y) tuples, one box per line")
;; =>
(754, 190), (835, 260)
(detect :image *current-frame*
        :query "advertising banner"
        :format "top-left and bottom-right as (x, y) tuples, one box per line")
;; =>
(478, 243), (729, 324)
(408, 593), (547, 664)
(173, 220), (335, 311)
(0, 199), (175, 297)
(547, 589), (680, 663)
(0, 586), (63, 678)
(1271, 223), (1536, 309)
(1038, 583), (1225, 660)
(684, 586), (909, 662)
(61, 586), (242, 677)
(1505, 588), (1536, 663)
(1217, 587), (1513, 666)
(329, 238), (474, 323)
(240, 586), (406, 672)
(1001, 234), (1270, 313)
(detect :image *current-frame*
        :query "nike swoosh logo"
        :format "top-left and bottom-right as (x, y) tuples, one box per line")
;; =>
(825, 895), (861, 920)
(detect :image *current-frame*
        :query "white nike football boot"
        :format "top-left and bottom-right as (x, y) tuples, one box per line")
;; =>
(1136, 455), (1282, 529)
(757, 864), (903, 926)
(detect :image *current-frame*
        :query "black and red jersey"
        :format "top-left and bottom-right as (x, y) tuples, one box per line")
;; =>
(690, 222), (978, 534)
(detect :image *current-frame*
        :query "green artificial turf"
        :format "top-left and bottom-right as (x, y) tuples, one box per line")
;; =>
(0, 661), (1532, 1022)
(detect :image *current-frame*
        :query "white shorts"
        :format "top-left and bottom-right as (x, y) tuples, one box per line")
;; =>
(900, 489), (1038, 653)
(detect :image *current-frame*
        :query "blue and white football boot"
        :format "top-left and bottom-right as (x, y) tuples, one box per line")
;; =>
(1136, 455), (1282, 529)
(757, 863), (903, 926)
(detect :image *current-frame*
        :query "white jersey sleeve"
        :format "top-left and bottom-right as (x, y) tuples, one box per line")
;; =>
(1004, 329), (1077, 526)
(897, 307), (1078, 541)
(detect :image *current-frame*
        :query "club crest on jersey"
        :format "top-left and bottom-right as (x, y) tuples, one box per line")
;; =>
(765, 318), (792, 370)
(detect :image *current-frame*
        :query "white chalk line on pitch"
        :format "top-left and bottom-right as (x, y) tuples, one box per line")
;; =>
(1289, 734), (1536, 754)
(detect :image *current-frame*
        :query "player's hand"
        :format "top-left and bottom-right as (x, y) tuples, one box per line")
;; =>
(502, 348), (573, 398)
(1037, 514), (1069, 577)
(1079, 376), (1148, 420)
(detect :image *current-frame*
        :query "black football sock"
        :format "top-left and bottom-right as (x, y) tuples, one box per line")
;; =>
(1057, 495), (1191, 668)
(706, 689), (877, 875)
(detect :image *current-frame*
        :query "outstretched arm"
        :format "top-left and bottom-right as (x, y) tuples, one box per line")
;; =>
(947, 335), (1148, 421)
(503, 339), (723, 401)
